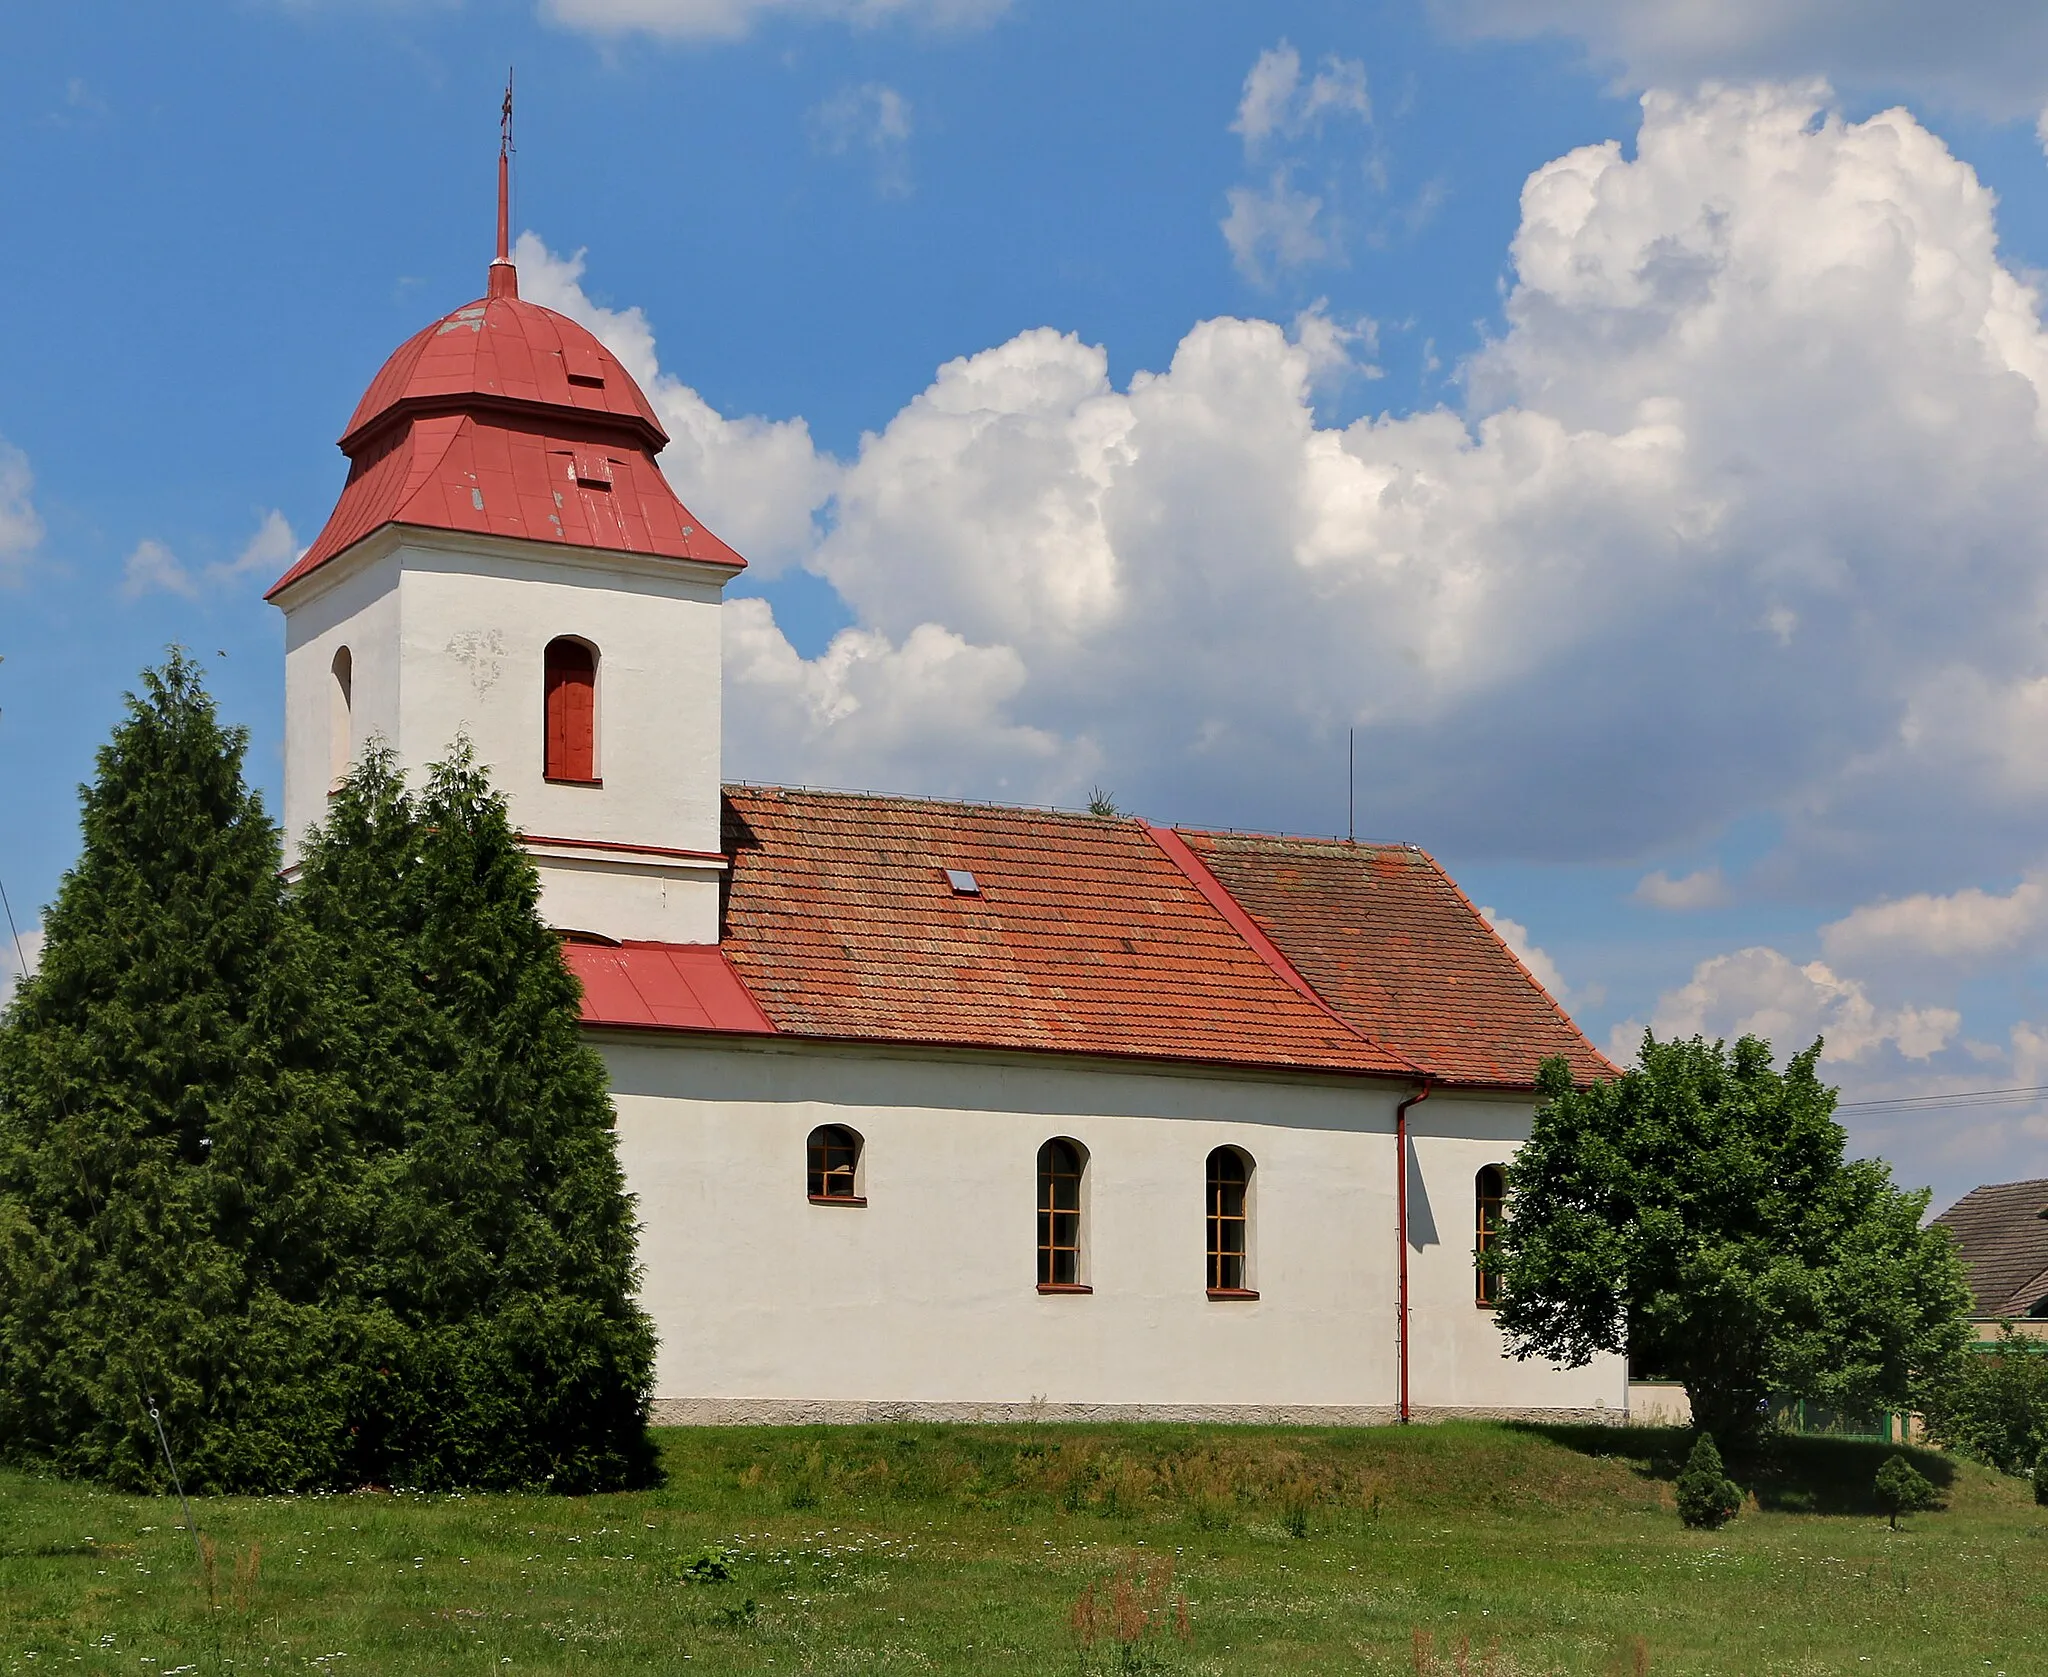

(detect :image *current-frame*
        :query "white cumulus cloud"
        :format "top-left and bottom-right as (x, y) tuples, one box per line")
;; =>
(0, 926), (42, 1010)
(0, 440), (45, 584)
(1439, 0), (2048, 119)
(539, 0), (1005, 43)
(1821, 870), (2048, 969)
(1634, 866), (1731, 910)
(808, 83), (914, 198)
(120, 538), (195, 601)
(522, 85), (2048, 890)
(515, 232), (837, 574)
(1222, 42), (1376, 283)
(1606, 945), (1959, 1066)
(1232, 41), (1372, 148)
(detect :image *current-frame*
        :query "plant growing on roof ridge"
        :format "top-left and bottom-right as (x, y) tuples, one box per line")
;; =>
(1674, 1432), (1741, 1529)
(0, 651), (361, 1491)
(294, 739), (658, 1492)
(1873, 1455), (1938, 1529)
(1487, 1034), (1972, 1448)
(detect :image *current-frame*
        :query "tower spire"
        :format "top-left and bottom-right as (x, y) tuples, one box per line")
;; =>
(489, 69), (518, 299)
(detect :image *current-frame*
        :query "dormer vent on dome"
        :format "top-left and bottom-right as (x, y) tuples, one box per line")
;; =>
(270, 106), (743, 599)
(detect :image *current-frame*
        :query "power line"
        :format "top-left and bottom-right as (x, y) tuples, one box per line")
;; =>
(1838, 1083), (2048, 1114)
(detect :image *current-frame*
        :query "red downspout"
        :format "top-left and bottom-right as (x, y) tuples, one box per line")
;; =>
(1395, 1079), (1433, 1424)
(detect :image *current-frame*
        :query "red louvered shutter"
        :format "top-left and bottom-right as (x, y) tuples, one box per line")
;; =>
(544, 639), (597, 782)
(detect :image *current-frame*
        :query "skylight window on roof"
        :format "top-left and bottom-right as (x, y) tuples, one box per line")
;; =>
(945, 868), (982, 896)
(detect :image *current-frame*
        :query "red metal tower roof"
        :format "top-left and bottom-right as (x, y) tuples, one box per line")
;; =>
(271, 266), (746, 598)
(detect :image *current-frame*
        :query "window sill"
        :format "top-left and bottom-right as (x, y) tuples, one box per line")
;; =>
(808, 1194), (868, 1208)
(1037, 1282), (1093, 1295)
(544, 776), (604, 788)
(1475, 1299), (1499, 1310)
(1206, 1288), (1260, 1301)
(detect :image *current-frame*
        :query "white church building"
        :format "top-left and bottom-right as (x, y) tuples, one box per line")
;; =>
(267, 232), (1626, 1427)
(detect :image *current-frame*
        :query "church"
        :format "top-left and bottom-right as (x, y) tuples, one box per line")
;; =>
(265, 190), (1626, 1427)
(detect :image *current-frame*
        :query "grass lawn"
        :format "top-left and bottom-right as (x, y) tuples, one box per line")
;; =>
(3, 1421), (2044, 1675)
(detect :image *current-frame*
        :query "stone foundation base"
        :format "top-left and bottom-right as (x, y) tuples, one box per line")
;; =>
(647, 1397), (1623, 1427)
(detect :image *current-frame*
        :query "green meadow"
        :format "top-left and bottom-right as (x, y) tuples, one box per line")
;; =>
(4, 1422), (2042, 1675)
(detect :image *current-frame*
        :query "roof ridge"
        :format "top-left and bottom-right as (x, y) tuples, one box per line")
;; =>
(724, 781), (1138, 824)
(1174, 825), (1412, 851)
(1143, 822), (1423, 1080)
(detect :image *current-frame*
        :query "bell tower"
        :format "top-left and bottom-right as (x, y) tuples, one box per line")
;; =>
(268, 98), (745, 944)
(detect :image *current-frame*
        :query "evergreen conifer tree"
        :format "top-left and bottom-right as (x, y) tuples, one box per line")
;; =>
(1675, 1431), (1742, 1529)
(0, 654), (357, 1490)
(295, 743), (657, 1491)
(1872, 1455), (1937, 1528)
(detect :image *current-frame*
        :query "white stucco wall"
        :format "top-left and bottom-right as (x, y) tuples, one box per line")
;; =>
(602, 1033), (1627, 1424)
(276, 526), (731, 940)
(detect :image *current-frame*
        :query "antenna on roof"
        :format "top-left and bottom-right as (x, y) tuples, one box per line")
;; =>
(490, 69), (518, 299)
(1347, 726), (1356, 844)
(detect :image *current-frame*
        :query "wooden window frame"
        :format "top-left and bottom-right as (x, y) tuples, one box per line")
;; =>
(1475, 1164), (1506, 1308)
(1206, 1146), (1256, 1298)
(806, 1124), (865, 1206)
(543, 636), (602, 787)
(1037, 1138), (1086, 1292)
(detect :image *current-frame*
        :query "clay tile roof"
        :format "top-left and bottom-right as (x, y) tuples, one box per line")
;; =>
(1175, 830), (1612, 1088)
(1933, 1178), (2048, 1318)
(712, 786), (1416, 1078)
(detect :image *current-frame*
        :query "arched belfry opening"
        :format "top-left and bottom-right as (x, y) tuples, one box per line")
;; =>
(328, 646), (353, 791)
(544, 637), (599, 785)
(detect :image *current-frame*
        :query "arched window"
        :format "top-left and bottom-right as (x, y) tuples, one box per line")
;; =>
(1206, 1146), (1255, 1297)
(328, 646), (353, 791)
(806, 1124), (864, 1205)
(1476, 1164), (1506, 1307)
(1037, 1138), (1087, 1291)
(543, 637), (599, 784)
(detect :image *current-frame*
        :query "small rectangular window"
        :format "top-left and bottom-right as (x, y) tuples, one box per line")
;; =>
(945, 868), (981, 895)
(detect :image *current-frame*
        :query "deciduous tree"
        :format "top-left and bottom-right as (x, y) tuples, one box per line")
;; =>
(1490, 1035), (1971, 1447)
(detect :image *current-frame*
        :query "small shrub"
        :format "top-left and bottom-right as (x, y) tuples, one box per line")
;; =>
(675, 1547), (732, 1584)
(1675, 1432), (1741, 1530)
(1873, 1456), (1938, 1529)
(2035, 1444), (2048, 1508)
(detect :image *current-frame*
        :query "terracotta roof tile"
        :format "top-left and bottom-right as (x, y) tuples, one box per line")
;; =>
(1176, 830), (1612, 1088)
(713, 786), (1414, 1078)
(1932, 1177), (2048, 1318)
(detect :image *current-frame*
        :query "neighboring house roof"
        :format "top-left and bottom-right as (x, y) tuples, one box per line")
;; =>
(1933, 1177), (2048, 1318)
(566, 785), (1610, 1091)
(272, 273), (745, 599)
(1180, 829), (1616, 1087)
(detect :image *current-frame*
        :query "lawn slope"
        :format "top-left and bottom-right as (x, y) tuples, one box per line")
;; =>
(3, 1422), (2041, 1674)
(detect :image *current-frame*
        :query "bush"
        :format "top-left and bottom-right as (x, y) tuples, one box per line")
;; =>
(1920, 1327), (2048, 1476)
(1675, 1432), (1742, 1529)
(2035, 1445), (2048, 1508)
(1873, 1455), (1938, 1529)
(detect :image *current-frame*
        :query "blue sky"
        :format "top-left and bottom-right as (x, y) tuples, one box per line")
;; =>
(9, 0), (2048, 1205)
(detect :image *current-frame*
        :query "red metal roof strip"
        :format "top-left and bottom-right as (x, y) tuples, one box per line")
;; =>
(565, 941), (776, 1035)
(1144, 821), (1421, 1075)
